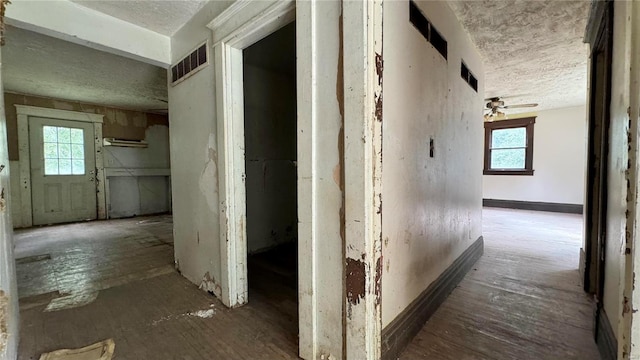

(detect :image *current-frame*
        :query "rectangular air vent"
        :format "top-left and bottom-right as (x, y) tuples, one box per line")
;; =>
(409, 1), (448, 60)
(461, 61), (478, 92)
(171, 42), (208, 86)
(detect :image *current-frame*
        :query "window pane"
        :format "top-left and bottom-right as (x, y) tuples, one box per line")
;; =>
(72, 160), (85, 175)
(492, 127), (526, 149)
(491, 149), (526, 169)
(43, 126), (57, 142)
(44, 143), (58, 159)
(58, 127), (71, 143)
(41, 126), (85, 176)
(70, 128), (84, 144)
(58, 143), (71, 159)
(71, 144), (84, 159)
(58, 159), (72, 175)
(44, 159), (59, 175)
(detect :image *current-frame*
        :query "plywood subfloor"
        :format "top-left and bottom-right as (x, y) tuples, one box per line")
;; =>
(16, 215), (299, 359)
(400, 208), (600, 360)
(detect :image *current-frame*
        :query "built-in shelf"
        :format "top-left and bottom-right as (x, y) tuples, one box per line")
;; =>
(104, 168), (170, 177)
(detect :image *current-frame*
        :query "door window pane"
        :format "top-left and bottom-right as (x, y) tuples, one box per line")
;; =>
(71, 144), (84, 159)
(43, 126), (86, 175)
(57, 127), (71, 143)
(43, 126), (58, 142)
(58, 159), (72, 175)
(44, 143), (58, 159)
(70, 128), (83, 144)
(44, 159), (59, 175)
(58, 143), (71, 158)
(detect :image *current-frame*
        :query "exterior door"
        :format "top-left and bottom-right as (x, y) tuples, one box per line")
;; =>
(29, 117), (97, 225)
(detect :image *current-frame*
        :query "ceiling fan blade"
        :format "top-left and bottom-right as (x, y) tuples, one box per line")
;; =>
(503, 103), (538, 109)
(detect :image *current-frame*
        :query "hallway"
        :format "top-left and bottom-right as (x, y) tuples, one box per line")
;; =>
(400, 208), (600, 359)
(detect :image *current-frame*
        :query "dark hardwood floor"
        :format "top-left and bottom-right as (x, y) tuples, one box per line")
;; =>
(15, 215), (299, 360)
(399, 208), (600, 360)
(14, 209), (599, 359)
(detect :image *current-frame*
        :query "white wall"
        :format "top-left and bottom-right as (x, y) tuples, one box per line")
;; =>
(483, 106), (587, 205)
(0, 49), (19, 360)
(381, 0), (484, 327)
(168, 0), (231, 298)
(104, 124), (172, 218)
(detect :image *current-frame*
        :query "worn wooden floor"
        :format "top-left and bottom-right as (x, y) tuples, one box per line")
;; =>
(400, 208), (600, 360)
(15, 215), (299, 359)
(15, 209), (600, 359)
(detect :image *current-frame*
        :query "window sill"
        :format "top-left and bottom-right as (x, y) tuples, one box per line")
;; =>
(483, 169), (534, 176)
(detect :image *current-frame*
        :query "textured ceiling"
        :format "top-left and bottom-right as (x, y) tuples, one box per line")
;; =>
(69, 0), (207, 35)
(3, 26), (168, 111)
(448, 0), (590, 113)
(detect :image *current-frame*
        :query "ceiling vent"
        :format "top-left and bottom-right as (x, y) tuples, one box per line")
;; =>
(171, 42), (208, 86)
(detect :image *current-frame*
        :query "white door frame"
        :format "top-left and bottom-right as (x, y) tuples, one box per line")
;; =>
(208, 0), (323, 355)
(15, 105), (106, 227)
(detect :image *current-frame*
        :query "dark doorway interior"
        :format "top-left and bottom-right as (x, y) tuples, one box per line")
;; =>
(242, 21), (298, 340)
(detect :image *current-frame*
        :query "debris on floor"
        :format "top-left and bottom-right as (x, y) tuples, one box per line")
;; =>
(39, 339), (115, 360)
(151, 305), (216, 326)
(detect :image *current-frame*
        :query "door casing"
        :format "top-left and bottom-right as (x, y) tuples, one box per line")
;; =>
(15, 105), (106, 227)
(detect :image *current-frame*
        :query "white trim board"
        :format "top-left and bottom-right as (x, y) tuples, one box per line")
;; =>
(104, 168), (171, 177)
(15, 105), (104, 123)
(207, 0), (330, 357)
(15, 105), (107, 227)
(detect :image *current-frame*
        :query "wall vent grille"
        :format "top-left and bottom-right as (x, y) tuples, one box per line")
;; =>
(409, 1), (448, 60)
(461, 61), (478, 92)
(171, 42), (208, 86)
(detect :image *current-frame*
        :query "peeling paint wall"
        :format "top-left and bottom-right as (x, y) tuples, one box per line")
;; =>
(5, 92), (168, 161)
(243, 24), (297, 253)
(604, 2), (640, 357)
(381, 0), (484, 327)
(168, 0), (232, 300)
(0, 50), (19, 360)
(104, 125), (172, 218)
(483, 106), (587, 205)
(603, 0), (632, 343)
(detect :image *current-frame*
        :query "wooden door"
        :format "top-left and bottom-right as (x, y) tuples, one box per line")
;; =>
(29, 117), (97, 225)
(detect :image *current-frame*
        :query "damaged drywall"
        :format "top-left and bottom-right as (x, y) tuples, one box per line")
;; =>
(4, 92), (168, 161)
(199, 271), (221, 297)
(104, 124), (172, 219)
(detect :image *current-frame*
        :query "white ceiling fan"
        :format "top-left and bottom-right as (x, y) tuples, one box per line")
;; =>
(484, 97), (538, 121)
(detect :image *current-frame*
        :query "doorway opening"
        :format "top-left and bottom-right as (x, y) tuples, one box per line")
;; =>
(242, 21), (299, 341)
